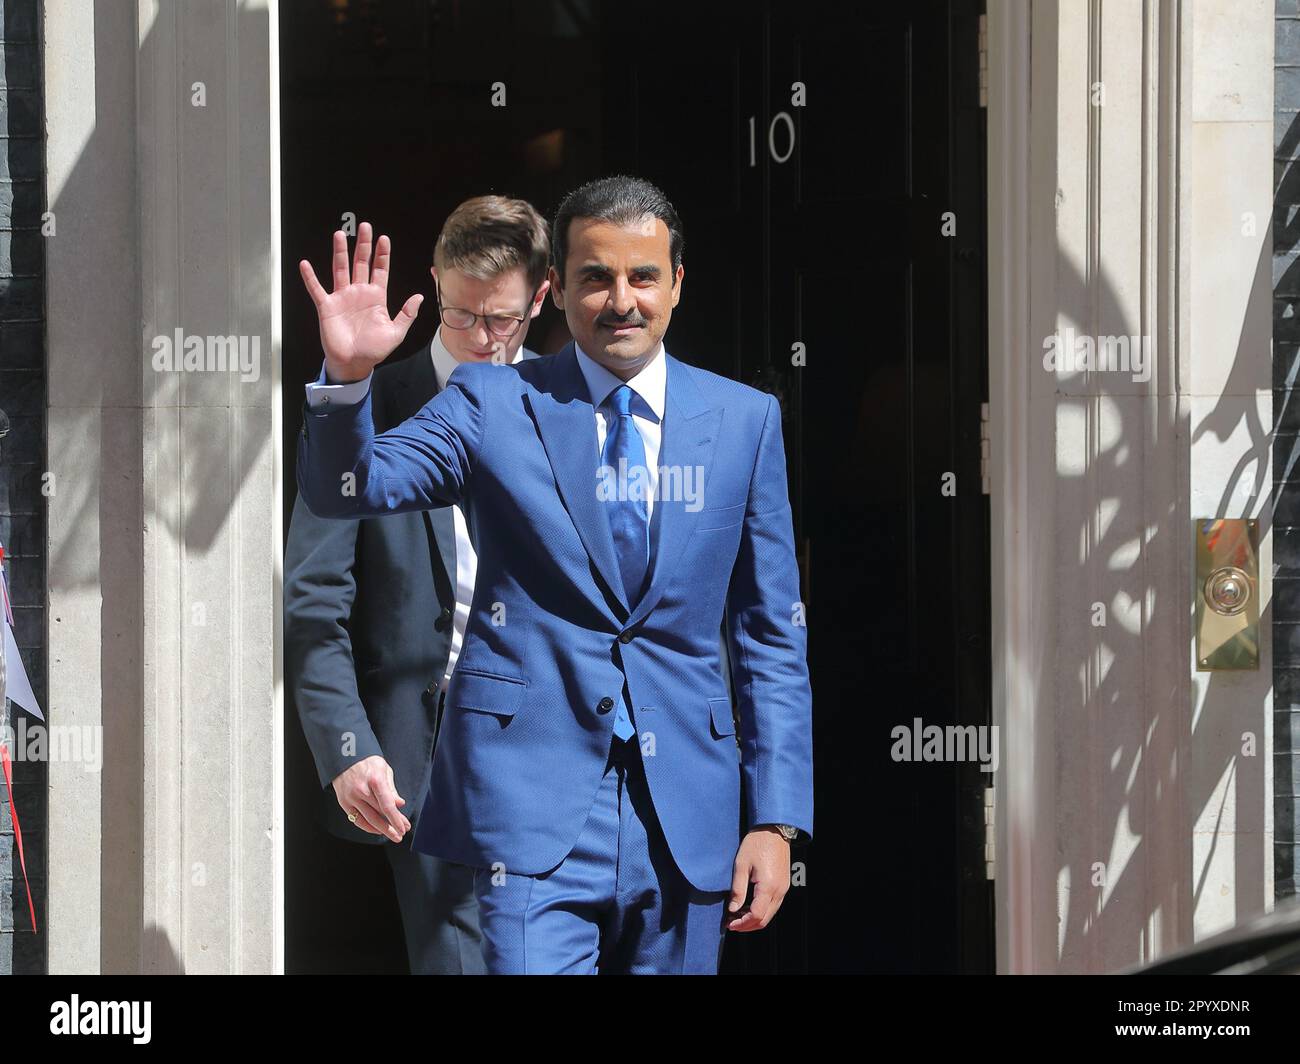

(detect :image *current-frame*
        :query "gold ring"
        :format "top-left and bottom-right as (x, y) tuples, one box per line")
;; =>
(348, 811), (358, 823)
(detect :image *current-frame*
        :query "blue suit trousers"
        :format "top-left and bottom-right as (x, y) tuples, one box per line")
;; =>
(472, 735), (730, 974)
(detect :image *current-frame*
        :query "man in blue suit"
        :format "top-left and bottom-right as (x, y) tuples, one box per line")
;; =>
(295, 176), (813, 974)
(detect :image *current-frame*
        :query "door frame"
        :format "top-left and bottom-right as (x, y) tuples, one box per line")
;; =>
(985, 0), (1044, 975)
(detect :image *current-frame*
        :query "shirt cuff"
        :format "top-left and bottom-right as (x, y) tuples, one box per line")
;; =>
(304, 363), (373, 410)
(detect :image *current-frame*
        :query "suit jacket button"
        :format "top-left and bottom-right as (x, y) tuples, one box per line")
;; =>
(435, 607), (452, 632)
(597, 696), (615, 712)
(618, 630), (634, 644)
(426, 680), (438, 697)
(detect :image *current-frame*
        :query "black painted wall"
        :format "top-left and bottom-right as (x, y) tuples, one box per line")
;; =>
(0, 0), (46, 973)
(1275, 0), (1300, 904)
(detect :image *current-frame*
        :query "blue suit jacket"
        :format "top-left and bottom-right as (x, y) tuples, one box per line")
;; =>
(296, 342), (813, 892)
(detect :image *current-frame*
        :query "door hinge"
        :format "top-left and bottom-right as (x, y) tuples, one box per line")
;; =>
(979, 401), (991, 495)
(978, 14), (988, 108)
(984, 784), (996, 880)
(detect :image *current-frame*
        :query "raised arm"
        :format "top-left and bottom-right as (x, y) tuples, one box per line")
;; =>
(295, 363), (486, 519)
(294, 222), (487, 519)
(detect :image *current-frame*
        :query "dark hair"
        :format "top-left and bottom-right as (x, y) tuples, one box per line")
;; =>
(551, 175), (684, 284)
(433, 194), (551, 291)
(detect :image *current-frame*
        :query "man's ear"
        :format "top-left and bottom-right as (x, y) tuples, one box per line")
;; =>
(548, 264), (565, 310)
(529, 278), (550, 319)
(671, 264), (684, 308)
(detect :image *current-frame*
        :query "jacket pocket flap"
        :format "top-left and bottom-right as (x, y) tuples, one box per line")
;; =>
(451, 669), (527, 718)
(697, 502), (747, 531)
(708, 696), (736, 737)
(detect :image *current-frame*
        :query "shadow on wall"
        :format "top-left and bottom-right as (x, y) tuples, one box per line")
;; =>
(1046, 129), (1274, 969)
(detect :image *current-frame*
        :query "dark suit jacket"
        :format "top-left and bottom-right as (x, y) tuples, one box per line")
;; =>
(285, 349), (458, 845)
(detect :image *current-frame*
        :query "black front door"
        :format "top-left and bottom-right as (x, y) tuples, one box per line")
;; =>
(281, 0), (991, 974)
(600, 0), (993, 973)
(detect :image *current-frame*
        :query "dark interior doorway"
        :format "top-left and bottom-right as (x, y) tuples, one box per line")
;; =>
(280, 0), (991, 974)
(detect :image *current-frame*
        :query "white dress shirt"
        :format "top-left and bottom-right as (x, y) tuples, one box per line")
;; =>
(572, 341), (666, 527)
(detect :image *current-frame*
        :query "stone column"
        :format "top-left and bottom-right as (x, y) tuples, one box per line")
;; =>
(988, 0), (1274, 972)
(44, 0), (282, 974)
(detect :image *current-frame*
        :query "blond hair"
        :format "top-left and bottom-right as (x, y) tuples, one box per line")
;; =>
(433, 195), (550, 291)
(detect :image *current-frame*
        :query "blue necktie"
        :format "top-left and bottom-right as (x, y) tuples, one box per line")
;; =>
(599, 384), (649, 741)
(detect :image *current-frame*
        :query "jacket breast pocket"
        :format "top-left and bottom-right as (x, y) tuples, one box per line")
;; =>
(696, 502), (746, 532)
(450, 667), (527, 721)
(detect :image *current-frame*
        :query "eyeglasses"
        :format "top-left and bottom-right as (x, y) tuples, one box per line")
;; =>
(434, 278), (538, 338)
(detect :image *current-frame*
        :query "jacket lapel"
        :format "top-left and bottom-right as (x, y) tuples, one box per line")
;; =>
(626, 353), (721, 629)
(389, 344), (439, 425)
(532, 343), (630, 616)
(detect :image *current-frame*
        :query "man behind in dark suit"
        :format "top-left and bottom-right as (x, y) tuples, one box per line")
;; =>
(284, 195), (550, 973)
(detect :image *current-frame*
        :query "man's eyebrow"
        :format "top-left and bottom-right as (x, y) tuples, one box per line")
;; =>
(575, 262), (662, 277)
